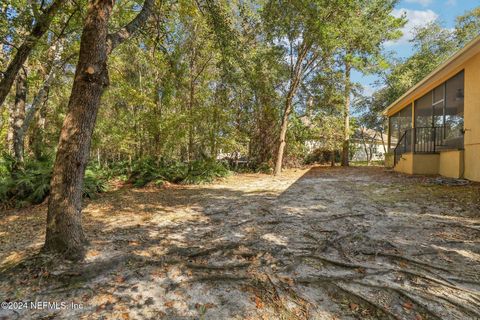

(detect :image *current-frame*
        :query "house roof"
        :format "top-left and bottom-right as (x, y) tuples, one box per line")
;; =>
(382, 35), (480, 116)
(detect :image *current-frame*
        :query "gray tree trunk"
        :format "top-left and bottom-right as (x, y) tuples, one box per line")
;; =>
(12, 70), (28, 169)
(341, 60), (351, 167)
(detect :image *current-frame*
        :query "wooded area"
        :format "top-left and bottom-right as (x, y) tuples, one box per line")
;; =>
(1, 1), (480, 319)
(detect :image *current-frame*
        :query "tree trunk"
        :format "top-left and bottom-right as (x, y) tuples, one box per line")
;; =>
(18, 42), (63, 162)
(379, 129), (387, 154)
(330, 150), (335, 167)
(341, 59), (351, 167)
(188, 47), (196, 162)
(43, 0), (113, 260)
(43, 0), (153, 260)
(6, 103), (14, 153)
(274, 95), (293, 175)
(12, 69), (28, 169)
(0, 0), (64, 108)
(31, 89), (49, 160)
(274, 43), (308, 175)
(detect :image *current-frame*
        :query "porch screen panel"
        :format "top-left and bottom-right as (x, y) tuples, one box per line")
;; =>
(444, 71), (464, 148)
(414, 92), (432, 127)
(389, 114), (399, 152)
(388, 105), (411, 152)
(433, 85), (445, 127)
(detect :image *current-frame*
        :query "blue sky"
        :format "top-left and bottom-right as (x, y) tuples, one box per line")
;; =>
(352, 0), (480, 96)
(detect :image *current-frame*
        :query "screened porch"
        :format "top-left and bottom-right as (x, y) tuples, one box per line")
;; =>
(388, 71), (465, 164)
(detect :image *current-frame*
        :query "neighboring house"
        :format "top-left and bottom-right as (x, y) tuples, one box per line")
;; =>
(351, 128), (388, 162)
(383, 35), (480, 181)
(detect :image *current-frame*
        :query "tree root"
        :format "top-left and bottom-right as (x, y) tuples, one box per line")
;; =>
(186, 261), (250, 270)
(296, 270), (391, 284)
(299, 254), (373, 270)
(352, 279), (480, 319)
(350, 280), (443, 320)
(330, 282), (402, 320)
(191, 274), (250, 282)
(315, 213), (367, 223)
(169, 241), (256, 258)
(361, 251), (451, 273)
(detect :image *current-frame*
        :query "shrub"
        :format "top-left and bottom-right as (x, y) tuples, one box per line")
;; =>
(128, 158), (230, 186)
(0, 155), (109, 208)
(182, 160), (230, 184)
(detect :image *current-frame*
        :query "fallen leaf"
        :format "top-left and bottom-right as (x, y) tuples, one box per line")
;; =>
(255, 296), (264, 309)
(403, 301), (413, 310)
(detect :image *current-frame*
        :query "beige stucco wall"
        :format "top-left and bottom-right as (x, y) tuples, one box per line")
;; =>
(394, 153), (413, 174)
(411, 154), (440, 175)
(394, 153), (440, 175)
(439, 150), (464, 179)
(463, 52), (480, 182)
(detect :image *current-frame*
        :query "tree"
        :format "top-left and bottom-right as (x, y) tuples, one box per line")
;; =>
(262, 0), (353, 175)
(43, 0), (154, 260)
(337, 0), (404, 166)
(455, 7), (480, 47)
(0, 0), (65, 108)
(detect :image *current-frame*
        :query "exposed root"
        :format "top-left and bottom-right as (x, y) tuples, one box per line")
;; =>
(352, 279), (480, 319)
(185, 261), (250, 270)
(361, 251), (451, 273)
(316, 213), (367, 222)
(331, 282), (402, 320)
(350, 280), (443, 320)
(299, 254), (373, 270)
(191, 274), (251, 282)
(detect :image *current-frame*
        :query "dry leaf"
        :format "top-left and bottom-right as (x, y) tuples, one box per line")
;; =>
(255, 296), (264, 309)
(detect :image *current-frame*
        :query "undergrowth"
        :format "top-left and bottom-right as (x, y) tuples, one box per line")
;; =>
(0, 155), (231, 208)
(0, 154), (109, 209)
(127, 158), (230, 187)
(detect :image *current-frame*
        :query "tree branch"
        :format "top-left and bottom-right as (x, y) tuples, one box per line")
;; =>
(0, 0), (65, 108)
(106, 0), (155, 54)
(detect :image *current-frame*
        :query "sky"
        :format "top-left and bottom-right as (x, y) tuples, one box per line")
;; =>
(352, 0), (480, 96)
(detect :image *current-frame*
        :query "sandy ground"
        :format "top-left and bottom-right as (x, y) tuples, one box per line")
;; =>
(0, 166), (479, 320)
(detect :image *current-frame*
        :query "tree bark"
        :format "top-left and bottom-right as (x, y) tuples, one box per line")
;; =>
(31, 94), (48, 160)
(0, 0), (64, 109)
(43, 0), (114, 260)
(43, 0), (154, 260)
(341, 59), (351, 167)
(12, 69), (28, 169)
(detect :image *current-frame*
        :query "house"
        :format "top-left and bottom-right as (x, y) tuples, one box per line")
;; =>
(351, 128), (388, 163)
(383, 35), (480, 181)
